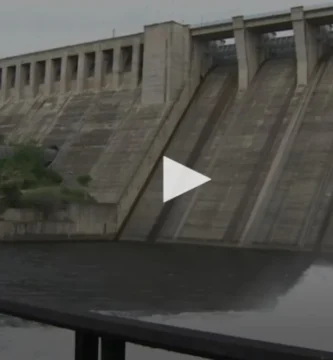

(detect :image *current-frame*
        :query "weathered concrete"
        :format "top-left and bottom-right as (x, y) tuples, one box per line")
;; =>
(121, 66), (238, 241)
(291, 6), (324, 85)
(192, 5), (331, 87)
(251, 55), (333, 250)
(2, 5), (333, 249)
(0, 34), (143, 102)
(0, 88), (165, 236)
(114, 35), (215, 230)
(232, 16), (265, 90)
(0, 5), (332, 102)
(0, 84), (205, 236)
(0, 204), (117, 240)
(48, 89), (139, 177)
(132, 59), (297, 245)
(239, 60), (327, 247)
(141, 22), (188, 104)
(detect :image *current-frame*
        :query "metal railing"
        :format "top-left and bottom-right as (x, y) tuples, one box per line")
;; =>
(208, 31), (333, 63)
(190, 2), (333, 29)
(0, 299), (333, 359)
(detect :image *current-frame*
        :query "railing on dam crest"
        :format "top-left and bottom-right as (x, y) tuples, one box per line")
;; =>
(0, 299), (332, 359)
(190, 2), (333, 29)
(210, 31), (333, 63)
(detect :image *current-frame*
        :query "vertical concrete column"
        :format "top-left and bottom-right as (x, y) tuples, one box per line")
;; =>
(291, 6), (321, 85)
(112, 44), (121, 90)
(44, 58), (53, 96)
(30, 61), (38, 98)
(0, 66), (8, 103)
(141, 24), (168, 104)
(60, 55), (69, 94)
(77, 52), (87, 92)
(233, 16), (262, 91)
(141, 22), (189, 104)
(190, 40), (204, 83)
(131, 37), (141, 89)
(166, 23), (190, 103)
(0, 68), (3, 103)
(183, 27), (191, 82)
(14, 62), (22, 101)
(94, 50), (103, 90)
(192, 40), (212, 79)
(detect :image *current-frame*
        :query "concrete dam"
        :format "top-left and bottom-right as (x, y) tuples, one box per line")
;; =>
(1, 4), (333, 252)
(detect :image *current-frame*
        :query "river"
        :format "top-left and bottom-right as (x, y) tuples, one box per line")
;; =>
(0, 241), (332, 359)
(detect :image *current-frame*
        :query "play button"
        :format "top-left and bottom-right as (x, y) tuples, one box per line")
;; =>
(163, 156), (211, 203)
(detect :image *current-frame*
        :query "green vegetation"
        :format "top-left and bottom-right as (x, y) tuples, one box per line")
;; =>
(76, 174), (92, 187)
(0, 142), (95, 216)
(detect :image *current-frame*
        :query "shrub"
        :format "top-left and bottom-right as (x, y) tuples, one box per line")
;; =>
(76, 174), (92, 187)
(0, 142), (93, 215)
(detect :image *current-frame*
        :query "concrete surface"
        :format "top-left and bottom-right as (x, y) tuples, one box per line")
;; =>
(128, 59), (296, 245)
(2, 5), (333, 251)
(252, 55), (333, 251)
(0, 204), (117, 240)
(121, 66), (237, 241)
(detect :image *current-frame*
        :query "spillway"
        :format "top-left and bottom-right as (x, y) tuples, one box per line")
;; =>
(251, 55), (333, 251)
(122, 58), (299, 244)
(121, 66), (238, 240)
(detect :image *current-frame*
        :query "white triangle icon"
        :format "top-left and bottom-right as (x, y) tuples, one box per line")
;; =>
(163, 156), (211, 203)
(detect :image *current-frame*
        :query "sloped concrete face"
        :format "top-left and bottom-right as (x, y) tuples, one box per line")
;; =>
(0, 88), (169, 236)
(121, 66), (238, 241)
(124, 59), (298, 246)
(250, 57), (333, 251)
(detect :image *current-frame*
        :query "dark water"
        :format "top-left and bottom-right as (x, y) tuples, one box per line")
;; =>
(0, 242), (333, 359)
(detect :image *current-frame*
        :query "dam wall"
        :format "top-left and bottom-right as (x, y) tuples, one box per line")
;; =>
(0, 17), (213, 237)
(120, 5), (333, 252)
(2, 4), (333, 251)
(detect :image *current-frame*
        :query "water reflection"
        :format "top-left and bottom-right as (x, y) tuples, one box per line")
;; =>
(0, 242), (332, 359)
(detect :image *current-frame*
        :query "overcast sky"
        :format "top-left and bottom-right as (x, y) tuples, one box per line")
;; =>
(0, 0), (329, 58)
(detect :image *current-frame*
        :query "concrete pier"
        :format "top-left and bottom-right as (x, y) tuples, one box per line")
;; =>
(291, 6), (324, 85)
(232, 16), (265, 90)
(141, 22), (190, 104)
